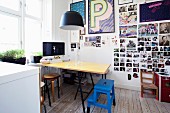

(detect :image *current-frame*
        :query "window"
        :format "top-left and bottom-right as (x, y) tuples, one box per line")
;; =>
(0, 0), (51, 54)
(0, 13), (20, 52)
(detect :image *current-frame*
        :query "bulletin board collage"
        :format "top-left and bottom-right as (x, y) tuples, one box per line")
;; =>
(114, 1), (170, 80)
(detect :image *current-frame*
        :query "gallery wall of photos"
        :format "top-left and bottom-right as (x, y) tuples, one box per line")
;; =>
(70, 0), (170, 80)
(114, 1), (170, 80)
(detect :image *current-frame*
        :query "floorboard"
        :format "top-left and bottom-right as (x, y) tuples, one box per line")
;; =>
(43, 83), (170, 113)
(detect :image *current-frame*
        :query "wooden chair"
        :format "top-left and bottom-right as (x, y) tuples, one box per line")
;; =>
(140, 71), (158, 100)
(43, 73), (63, 102)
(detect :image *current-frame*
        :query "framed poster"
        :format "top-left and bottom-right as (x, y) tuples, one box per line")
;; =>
(119, 0), (133, 5)
(88, 0), (115, 34)
(70, 1), (86, 24)
(140, 0), (170, 22)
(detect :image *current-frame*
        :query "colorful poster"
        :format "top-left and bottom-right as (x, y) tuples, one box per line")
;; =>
(88, 0), (115, 34)
(119, 12), (137, 25)
(119, 25), (137, 38)
(70, 1), (86, 24)
(140, 0), (170, 22)
(138, 23), (158, 36)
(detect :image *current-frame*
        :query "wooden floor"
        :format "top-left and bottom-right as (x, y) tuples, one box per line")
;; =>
(44, 83), (170, 113)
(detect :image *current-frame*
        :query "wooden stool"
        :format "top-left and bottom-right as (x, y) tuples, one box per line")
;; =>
(43, 73), (61, 102)
(40, 82), (46, 113)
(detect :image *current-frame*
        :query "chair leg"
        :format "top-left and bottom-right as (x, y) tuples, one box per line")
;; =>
(57, 78), (60, 98)
(51, 80), (55, 102)
(87, 107), (90, 113)
(141, 86), (143, 98)
(74, 85), (80, 100)
(44, 104), (47, 113)
(45, 80), (51, 106)
(156, 88), (158, 100)
(113, 99), (116, 106)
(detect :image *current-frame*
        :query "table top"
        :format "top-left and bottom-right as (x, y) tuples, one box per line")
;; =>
(42, 61), (110, 74)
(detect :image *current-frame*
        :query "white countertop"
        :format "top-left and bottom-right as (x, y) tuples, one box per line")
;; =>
(155, 72), (170, 77)
(0, 62), (39, 84)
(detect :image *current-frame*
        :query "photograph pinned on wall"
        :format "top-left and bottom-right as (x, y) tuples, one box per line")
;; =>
(164, 52), (170, 56)
(128, 73), (132, 80)
(114, 63), (119, 66)
(159, 59), (164, 63)
(141, 69), (147, 72)
(145, 47), (151, 51)
(96, 44), (101, 47)
(159, 22), (170, 34)
(80, 36), (83, 40)
(152, 52), (159, 58)
(133, 59), (140, 63)
(126, 51), (132, 57)
(91, 42), (96, 47)
(119, 25), (137, 38)
(160, 52), (164, 59)
(126, 58), (132, 62)
(114, 58), (119, 62)
(153, 68), (159, 72)
(159, 35), (170, 46)
(141, 63), (147, 69)
(96, 36), (101, 43)
(120, 39), (126, 43)
(114, 53), (119, 57)
(114, 48), (119, 52)
(158, 64), (164, 68)
(126, 68), (132, 72)
(152, 47), (158, 51)
(138, 24), (158, 36)
(138, 42), (144, 46)
(71, 43), (77, 48)
(133, 73), (138, 78)
(144, 42), (151, 46)
(118, 0), (133, 5)
(120, 58), (125, 63)
(120, 67), (125, 71)
(138, 47), (144, 52)
(128, 4), (137, 11)
(138, 37), (145, 41)
(165, 59), (170, 65)
(120, 63), (125, 66)
(120, 53), (125, 57)
(152, 36), (158, 42)
(160, 69), (165, 73)
(147, 65), (152, 70)
(152, 42), (158, 46)
(153, 59), (159, 63)
(153, 62), (157, 67)
(133, 68), (139, 72)
(133, 63), (139, 67)
(88, 0), (115, 34)
(119, 11), (137, 25)
(133, 53), (140, 58)
(147, 60), (152, 64)
(126, 63), (132, 67)
(140, 52), (147, 58)
(80, 27), (85, 35)
(126, 39), (137, 51)
(119, 5), (127, 12)
(164, 47), (170, 51)
(114, 67), (119, 71)
(140, 59), (147, 63)
(84, 42), (92, 47)
(120, 47), (126, 52)
(120, 43), (126, 47)
(160, 47), (164, 51)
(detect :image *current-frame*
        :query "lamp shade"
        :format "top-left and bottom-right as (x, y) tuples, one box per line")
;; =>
(59, 11), (84, 30)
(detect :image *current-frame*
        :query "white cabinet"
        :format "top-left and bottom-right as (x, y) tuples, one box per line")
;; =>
(0, 62), (40, 113)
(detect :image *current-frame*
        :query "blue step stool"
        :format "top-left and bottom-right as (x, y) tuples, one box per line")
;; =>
(87, 79), (116, 113)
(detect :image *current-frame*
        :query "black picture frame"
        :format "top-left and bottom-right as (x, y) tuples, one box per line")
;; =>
(118, 0), (133, 5)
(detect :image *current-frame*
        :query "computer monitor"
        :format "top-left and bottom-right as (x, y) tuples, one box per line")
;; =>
(43, 42), (65, 56)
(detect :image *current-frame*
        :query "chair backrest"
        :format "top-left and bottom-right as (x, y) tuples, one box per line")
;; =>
(140, 70), (154, 84)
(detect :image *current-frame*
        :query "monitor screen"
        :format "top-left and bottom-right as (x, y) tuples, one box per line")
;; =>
(43, 42), (65, 56)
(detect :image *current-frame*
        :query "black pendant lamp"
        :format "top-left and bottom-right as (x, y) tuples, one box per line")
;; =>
(60, 11), (84, 30)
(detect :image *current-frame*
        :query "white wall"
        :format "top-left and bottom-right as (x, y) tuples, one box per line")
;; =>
(52, 0), (69, 55)
(67, 0), (161, 91)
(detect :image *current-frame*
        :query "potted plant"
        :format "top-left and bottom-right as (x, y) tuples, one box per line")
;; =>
(0, 49), (26, 65)
(32, 52), (42, 63)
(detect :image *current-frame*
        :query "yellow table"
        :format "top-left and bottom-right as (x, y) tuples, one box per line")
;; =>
(43, 61), (111, 113)
(43, 61), (110, 74)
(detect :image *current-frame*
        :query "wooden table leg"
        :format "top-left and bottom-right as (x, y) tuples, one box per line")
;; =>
(51, 80), (55, 102)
